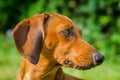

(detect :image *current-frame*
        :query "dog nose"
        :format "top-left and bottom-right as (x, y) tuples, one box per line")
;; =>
(93, 53), (104, 65)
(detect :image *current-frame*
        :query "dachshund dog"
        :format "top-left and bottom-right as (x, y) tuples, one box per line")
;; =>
(12, 13), (104, 80)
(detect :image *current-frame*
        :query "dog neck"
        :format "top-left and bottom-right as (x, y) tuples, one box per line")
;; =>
(17, 54), (66, 80)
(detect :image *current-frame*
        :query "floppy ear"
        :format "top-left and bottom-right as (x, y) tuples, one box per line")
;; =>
(12, 14), (49, 64)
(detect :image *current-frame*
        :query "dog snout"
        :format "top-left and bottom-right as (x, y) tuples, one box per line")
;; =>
(93, 53), (104, 65)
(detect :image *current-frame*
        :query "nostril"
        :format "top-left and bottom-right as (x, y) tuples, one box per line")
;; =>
(93, 54), (104, 65)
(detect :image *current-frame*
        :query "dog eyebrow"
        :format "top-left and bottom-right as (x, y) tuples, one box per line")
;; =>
(58, 23), (74, 32)
(64, 26), (73, 30)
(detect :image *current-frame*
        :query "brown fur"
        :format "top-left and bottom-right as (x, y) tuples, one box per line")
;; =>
(12, 13), (104, 80)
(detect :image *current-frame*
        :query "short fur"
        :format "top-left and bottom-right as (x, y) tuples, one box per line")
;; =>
(12, 13), (104, 80)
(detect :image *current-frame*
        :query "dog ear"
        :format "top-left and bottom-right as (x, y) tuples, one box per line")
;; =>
(12, 14), (49, 64)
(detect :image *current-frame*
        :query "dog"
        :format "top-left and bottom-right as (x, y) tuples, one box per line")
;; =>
(12, 13), (104, 80)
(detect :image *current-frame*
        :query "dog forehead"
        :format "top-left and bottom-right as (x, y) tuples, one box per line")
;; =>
(50, 13), (73, 23)
(29, 13), (81, 32)
(55, 14), (82, 32)
(51, 13), (76, 28)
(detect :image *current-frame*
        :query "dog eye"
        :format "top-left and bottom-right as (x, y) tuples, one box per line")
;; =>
(61, 29), (74, 37)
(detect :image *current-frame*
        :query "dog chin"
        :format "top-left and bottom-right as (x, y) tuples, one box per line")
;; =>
(72, 64), (95, 70)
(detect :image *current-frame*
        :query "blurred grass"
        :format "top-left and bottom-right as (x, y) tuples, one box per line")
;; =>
(0, 35), (21, 80)
(63, 62), (120, 80)
(0, 35), (120, 80)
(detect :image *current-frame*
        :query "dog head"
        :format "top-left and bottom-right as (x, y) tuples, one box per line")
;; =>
(12, 13), (104, 70)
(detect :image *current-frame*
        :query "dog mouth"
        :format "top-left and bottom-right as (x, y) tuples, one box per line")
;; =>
(73, 65), (94, 70)
(64, 59), (94, 70)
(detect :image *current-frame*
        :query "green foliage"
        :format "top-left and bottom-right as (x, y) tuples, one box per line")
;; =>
(0, 35), (21, 80)
(0, 0), (120, 79)
(0, 0), (37, 32)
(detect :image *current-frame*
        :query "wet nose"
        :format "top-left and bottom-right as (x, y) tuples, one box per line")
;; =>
(93, 53), (104, 65)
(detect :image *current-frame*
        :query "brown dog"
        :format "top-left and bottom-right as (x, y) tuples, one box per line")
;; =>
(12, 13), (104, 80)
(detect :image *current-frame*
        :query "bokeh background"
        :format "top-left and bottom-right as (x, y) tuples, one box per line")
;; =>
(0, 0), (120, 80)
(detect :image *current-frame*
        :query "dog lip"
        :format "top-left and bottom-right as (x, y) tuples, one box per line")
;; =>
(73, 64), (94, 70)
(64, 59), (95, 70)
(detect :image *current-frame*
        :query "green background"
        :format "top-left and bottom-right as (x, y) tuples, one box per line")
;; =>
(0, 0), (120, 80)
